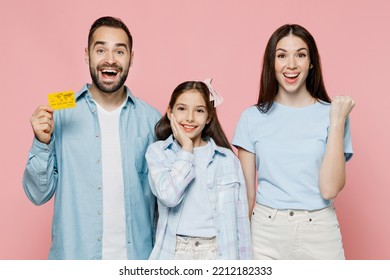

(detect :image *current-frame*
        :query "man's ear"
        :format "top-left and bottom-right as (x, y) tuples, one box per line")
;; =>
(84, 48), (89, 65)
(130, 51), (134, 67)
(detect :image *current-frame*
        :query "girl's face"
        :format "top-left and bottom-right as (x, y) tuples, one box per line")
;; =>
(169, 89), (210, 147)
(275, 34), (311, 96)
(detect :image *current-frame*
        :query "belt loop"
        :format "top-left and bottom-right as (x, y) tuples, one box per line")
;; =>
(305, 210), (313, 224)
(269, 207), (278, 221)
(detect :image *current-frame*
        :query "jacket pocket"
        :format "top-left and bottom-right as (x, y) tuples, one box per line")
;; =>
(216, 173), (239, 204)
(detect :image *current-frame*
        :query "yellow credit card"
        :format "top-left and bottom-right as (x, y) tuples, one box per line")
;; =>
(48, 91), (76, 110)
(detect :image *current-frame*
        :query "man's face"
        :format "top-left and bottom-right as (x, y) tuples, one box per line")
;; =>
(85, 26), (133, 93)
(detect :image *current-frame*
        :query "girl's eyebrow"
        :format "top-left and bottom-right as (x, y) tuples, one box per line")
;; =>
(175, 103), (206, 107)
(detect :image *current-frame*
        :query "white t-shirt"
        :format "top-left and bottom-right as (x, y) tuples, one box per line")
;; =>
(96, 101), (127, 259)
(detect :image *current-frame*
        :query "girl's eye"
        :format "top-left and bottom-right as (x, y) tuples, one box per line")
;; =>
(197, 109), (205, 113)
(177, 107), (185, 111)
(277, 54), (286, 59)
(297, 53), (307, 58)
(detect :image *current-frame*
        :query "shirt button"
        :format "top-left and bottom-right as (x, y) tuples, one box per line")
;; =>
(98, 211), (102, 215)
(195, 241), (200, 247)
(289, 211), (294, 217)
(96, 159), (100, 164)
(98, 237), (102, 241)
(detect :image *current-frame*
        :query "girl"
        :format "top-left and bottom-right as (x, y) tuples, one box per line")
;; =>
(146, 80), (251, 260)
(233, 24), (355, 259)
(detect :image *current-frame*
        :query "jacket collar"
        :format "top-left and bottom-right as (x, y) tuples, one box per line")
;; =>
(161, 135), (228, 159)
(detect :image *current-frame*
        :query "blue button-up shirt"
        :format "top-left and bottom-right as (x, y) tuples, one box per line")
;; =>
(146, 136), (252, 260)
(22, 84), (161, 259)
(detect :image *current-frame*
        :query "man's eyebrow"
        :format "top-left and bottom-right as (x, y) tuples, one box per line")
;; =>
(93, 41), (107, 48)
(115, 43), (128, 50)
(93, 41), (128, 51)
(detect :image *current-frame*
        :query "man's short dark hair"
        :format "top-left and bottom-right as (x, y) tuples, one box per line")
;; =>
(88, 16), (133, 51)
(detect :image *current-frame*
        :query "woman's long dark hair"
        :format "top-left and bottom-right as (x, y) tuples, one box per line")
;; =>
(257, 24), (331, 113)
(155, 81), (232, 151)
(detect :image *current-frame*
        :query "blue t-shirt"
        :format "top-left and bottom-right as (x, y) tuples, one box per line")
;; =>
(232, 101), (353, 210)
(176, 142), (216, 238)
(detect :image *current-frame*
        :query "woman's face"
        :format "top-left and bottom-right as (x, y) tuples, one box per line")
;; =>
(274, 34), (311, 96)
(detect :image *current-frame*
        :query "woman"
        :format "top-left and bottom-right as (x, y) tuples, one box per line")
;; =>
(233, 24), (355, 259)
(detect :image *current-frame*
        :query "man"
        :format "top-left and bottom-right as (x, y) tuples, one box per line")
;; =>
(22, 16), (161, 259)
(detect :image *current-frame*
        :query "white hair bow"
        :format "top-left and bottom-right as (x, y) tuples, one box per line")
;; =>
(203, 78), (224, 107)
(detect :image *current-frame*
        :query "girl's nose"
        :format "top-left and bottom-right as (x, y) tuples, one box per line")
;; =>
(186, 111), (194, 122)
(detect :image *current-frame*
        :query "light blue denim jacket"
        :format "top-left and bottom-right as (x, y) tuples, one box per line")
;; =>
(22, 84), (161, 259)
(146, 135), (252, 260)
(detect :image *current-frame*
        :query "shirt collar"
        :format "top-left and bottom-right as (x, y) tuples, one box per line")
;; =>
(76, 84), (136, 108)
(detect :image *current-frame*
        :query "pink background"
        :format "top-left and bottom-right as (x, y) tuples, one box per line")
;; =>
(1, 0), (389, 259)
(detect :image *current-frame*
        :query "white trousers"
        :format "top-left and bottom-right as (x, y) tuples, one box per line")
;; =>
(251, 204), (345, 260)
(175, 236), (217, 260)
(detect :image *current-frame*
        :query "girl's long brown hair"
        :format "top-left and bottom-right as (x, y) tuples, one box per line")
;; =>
(155, 81), (232, 151)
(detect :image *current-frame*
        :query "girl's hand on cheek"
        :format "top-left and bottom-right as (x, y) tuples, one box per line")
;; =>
(170, 113), (193, 152)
